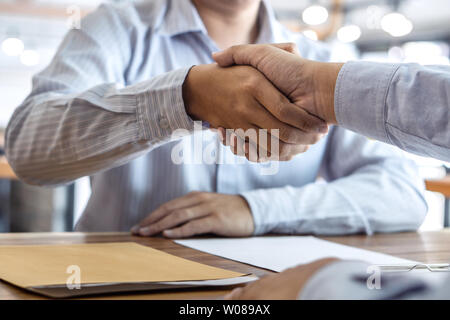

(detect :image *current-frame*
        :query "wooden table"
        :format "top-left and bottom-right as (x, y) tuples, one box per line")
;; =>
(0, 157), (16, 180)
(426, 175), (450, 197)
(426, 174), (450, 227)
(0, 230), (449, 300)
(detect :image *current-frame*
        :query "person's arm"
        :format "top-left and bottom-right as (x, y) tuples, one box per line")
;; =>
(213, 44), (450, 161)
(226, 258), (446, 300)
(228, 257), (447, 300)
(5, 5), (194, 186)
(299, 260), (448, 300)
(240, 126), (427, 236)
(335, 62), (450, 161)
(6, 8), (324, 186)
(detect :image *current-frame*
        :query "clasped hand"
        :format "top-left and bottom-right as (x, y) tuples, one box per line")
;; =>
(183, 43), (342, 162)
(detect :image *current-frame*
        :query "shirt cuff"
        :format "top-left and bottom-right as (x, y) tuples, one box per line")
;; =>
(137, 67), (195, 141)
(241, 187), (295, 236)
(334, 61), (401, 144)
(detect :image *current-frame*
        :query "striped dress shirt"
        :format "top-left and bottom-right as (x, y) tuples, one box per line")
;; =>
(5, 0), (427, 233)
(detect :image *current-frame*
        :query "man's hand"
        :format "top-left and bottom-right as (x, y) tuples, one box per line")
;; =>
(225, 258), (338, 300)
(212, 43), (343, 125)
(131, 192), (254, 238)
(183, 64), (328, 160)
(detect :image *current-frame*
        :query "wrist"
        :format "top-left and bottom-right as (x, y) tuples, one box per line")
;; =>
(183, 65), (202, 121)
(313, 62), (343, 125)
(238, 195), (255, 235)
(184, 64), (221, 124)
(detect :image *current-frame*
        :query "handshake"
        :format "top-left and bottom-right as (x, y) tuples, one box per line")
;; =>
(183, 43), (344, 162)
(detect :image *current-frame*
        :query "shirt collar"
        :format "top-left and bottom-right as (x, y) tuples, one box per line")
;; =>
(256, 0), (282, 43)
(156, 0), (286, 43)
(156, 0), (207, 36)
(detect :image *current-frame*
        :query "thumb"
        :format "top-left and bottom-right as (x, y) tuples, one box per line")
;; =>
(212, 44), (255, 67)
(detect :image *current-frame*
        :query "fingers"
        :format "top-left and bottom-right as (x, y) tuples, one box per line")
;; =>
(213, 43), (299, 68)
(213, 45), (254, 67)
(219, 126), (313, 162)
(252, 101), (325, 148)
(131, 192), (206, 234)
(229, 131), (245, 158)
(243, 139), (310, 162)
(230, 125), (261, 156)
(137, 203), (211, 236)
(251, 78), (328, 135)
(132, 193), (252, 238)
(237, 128), (272, 161)
(243, 141), (260, 162)
(221, 80), (327, 155)
(213, 44), (274, 68)
(218, 122), (270, 158)
(163, 216), (218, 238)
(219, 126), (270, 161)
(272, 103), (329, 135)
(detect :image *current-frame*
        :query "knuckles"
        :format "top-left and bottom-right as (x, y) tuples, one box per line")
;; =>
(172, 209), (189, 220)
(275, 103), (292, 122)
(188, 191), (211, 202)
(278, 127), (298, 144)
(284, 42), (297, 53)
(241, 76), (260, 93)
(297, 117), (324, 133)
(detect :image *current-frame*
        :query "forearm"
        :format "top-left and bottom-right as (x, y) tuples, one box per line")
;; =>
(241, 161), (426, 236)
(242, 183), (371, 236)
(5, 69), (194, 186)
(335, 62), (450, 161)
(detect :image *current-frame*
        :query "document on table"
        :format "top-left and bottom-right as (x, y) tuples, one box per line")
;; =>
(0, 242), (255, 298)
(176, 236), (416, 272)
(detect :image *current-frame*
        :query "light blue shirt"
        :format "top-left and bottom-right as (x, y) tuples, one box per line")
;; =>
(336, 62), (450, 161)
(5, 0), (426, 234)
(299, 62), (450, 300)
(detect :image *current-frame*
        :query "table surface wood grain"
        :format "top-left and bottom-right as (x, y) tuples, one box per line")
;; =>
(0, 230), (449, 300)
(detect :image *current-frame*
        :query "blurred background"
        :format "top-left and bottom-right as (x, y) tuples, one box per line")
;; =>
(0, 0), (449, 233)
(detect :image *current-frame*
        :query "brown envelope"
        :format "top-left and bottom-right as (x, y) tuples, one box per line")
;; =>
(0, 242), (249, 298)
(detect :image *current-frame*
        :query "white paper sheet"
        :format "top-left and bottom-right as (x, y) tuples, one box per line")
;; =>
(176, 236), (416, 272)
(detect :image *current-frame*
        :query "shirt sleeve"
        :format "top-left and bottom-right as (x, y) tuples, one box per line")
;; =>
(5, 4), (195, 186)
(335, 61), (450, 161)
(241, 127), (427, 236)
(299, 260), (449, 300)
